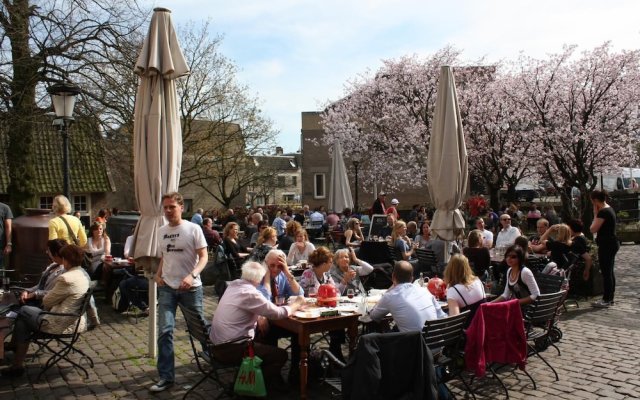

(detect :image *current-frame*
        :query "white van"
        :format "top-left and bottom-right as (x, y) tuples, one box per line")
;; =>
(598, 167), (640, 191)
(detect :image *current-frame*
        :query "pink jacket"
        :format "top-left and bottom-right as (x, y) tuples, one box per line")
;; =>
(464, 300), (527, 377)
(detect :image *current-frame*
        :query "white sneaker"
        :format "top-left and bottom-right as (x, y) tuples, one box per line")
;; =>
(149, 379), (173, 392)
(591, 300), (611, 308)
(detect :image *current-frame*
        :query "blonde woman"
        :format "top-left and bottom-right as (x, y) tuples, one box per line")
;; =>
(391, 221), (417, 262)
(444, 254), (486, 323)
(534, 223), (573, 272)
(344, 218), (364, 248)
(85, 222), (111, 280)
(286, 228), (315, 266)
(48, 195), (87, 246)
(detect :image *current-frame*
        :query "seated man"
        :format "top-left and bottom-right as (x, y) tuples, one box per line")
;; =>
(211, 261), (305, 391)
(529, 218), (549, 254)
(370, 261), (446, 332)
(495, 214), (521, 248)
(202, 218), (222, 249)
(378, 214), (396, 239)
(119, 268), (148, 313)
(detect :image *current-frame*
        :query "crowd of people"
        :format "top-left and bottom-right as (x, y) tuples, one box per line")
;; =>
(0, 186), (621, 393)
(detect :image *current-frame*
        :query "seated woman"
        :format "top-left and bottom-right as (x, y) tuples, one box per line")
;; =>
(462, 230), (491, 278)
(300, 247), (336, 295)
(223, 222), (249, 267)
(330, 247), (374, 296)
(286, 228), (315, 266)
(344, 218), (364, 248)
(19, 239), (68, 307)
(85, 222), (111, 282)
(567, 219), (593, 281)
(391, 221), (418, 263)
(413, 222), (431, 249)
(301, 247), (346, 361)
(492, 245), (540, 306)
(249, 227), (277, 262)
(2, 244), (90, 377)
(278, 220), (301, 254)
(533, 223), (573, 274)
(444, 254), (486, 327)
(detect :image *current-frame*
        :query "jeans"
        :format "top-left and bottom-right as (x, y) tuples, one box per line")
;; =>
(120, 276), (148, 310)
(597, 239), (619, 302)
(157, 285), (204, 382)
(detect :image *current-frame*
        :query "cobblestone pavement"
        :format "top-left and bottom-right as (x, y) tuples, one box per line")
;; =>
(0, 245), (638, 399)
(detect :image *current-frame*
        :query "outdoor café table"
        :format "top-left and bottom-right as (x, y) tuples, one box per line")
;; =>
(270, 309), (360, 399)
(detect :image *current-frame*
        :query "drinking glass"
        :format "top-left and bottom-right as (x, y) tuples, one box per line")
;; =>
(308, 286), (317, 298)
(346, 289), (355, 299)
(276, 296), (286, 306)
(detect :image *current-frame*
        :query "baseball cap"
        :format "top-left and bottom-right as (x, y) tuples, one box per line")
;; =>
(391, 198), (399, 205)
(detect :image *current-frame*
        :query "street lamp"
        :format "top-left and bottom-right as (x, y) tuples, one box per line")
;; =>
(352, 156), (361, 213)
(47, 81), (81, 201)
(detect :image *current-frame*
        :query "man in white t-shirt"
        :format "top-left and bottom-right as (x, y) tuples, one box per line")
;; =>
(150, 192), (208, 393)
(495, 214), (521, 248)
(475, 217), (494, 248)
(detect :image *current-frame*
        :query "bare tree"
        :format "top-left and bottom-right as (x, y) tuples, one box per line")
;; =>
(0, 0), (147, 212)
(176, 22), (280, 208)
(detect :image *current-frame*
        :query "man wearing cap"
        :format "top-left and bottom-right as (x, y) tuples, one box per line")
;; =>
(386, 199), (400, 220)
(371, 192), (387, 215)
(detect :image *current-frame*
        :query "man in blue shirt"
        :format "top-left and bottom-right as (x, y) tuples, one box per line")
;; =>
(370, 261), (446, 331)
(272, 213), (286, 239)
(256, 249), (304, 383)
(190, 208), (203, 226)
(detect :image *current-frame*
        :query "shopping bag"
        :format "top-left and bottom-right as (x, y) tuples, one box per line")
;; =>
(233, 341), (267, 397)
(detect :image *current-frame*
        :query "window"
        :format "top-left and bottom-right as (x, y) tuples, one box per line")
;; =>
(255, 196), (266, 206)
(73, 195), (88, 212)
(292, 176), (297, 186)
(277, 176), (286, 187)
(283, 194), (295, 203)
(314, 173), (326, 199)
(40, 196), (54, 210)
(183, 199), (193, 214)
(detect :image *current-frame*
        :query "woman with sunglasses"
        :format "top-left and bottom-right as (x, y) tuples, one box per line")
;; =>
(492, 245), (540, 306)
(344, 218), (364, 248)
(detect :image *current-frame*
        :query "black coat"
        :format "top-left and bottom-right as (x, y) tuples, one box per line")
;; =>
(341, 331), (438, 400)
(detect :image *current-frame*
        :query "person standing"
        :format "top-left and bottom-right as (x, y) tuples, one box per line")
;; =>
(48, 195), (87, 247)
(590, 190), (619, 308)
(0, 202), (13, 268)
(371, 191), (387, 215)
(150, 192), (208, 392)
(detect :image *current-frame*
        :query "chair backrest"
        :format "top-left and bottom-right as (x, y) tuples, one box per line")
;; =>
(416, 248), (438, 275)
(524, 290), (565, 326)
(533, 272), (564, 294)
(422, 311), (470, 351)
(387, 245), (401, 262)
(179, 304), (210, 346)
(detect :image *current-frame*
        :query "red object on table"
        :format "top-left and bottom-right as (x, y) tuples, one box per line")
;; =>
(317, 284), (338, 307)
(427, 277), (447, 300)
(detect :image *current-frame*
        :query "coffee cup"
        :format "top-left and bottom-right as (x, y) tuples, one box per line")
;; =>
(105, 255), (113, 262)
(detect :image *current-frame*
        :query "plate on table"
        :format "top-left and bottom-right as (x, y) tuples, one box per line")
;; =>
(336, 304), (358, 313)
(294, 310), (321, 319)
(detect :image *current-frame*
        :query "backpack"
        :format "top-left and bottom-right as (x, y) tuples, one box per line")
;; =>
(112, 286), (129, 313)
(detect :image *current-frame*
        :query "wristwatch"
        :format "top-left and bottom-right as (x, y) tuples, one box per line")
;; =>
(191, 272), (197, 279)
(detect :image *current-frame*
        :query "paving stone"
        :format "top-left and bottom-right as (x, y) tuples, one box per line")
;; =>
(0, 245), (639, 399)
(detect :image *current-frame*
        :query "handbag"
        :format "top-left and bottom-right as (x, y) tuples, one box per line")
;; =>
(58, 216), (92, 270)
(233, 341), (266, 397)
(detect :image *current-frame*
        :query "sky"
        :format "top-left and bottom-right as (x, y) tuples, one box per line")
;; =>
(148, 0), (640, 153)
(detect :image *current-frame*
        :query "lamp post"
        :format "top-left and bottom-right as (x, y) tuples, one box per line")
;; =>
(353, 158), (360, 213)
(47, 81), (81, 201)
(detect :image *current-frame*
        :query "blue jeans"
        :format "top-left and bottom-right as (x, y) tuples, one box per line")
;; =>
(157, 285), (204, 381)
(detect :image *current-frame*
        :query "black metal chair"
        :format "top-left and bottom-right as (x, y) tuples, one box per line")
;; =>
(179, 304), (248, 400)
(416, 248), (439, 276)
(30, 288), (95, 380)
(523, 291), (566, 389)
(386, 245), (401, 262)
(423, 311), (475, 399)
